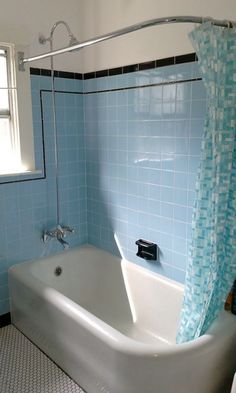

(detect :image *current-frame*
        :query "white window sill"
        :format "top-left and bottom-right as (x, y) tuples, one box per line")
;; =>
(0, 169), (42, 178)
(0, 169), (44, 183)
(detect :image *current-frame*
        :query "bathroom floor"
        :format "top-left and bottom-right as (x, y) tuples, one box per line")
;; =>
(0, 325), (86, 393)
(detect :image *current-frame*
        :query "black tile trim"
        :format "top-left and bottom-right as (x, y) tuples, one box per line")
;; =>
(96, 69), (108, 78)
(40, 89), (83, 95)
(123, 64), (139, 74)
(84, 72), (95, 80)
(84, 77), (202, 95)
(108, 67), (122, 76)
(30, 52), (197, 81)
(30, 67), (40, 75)
(156, 57), (175, 68)
(84, 52), (197, 79)
(139, 60), (156, 71)
(58, 71), (75, 79)
(175, 53), (197, 64)
(0, 312), (11, 328)
(30, 68), (83, 80)
(41, 69), (51, 77)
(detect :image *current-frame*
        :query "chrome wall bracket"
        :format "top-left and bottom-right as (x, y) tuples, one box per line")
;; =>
(18, 51), (25, 72)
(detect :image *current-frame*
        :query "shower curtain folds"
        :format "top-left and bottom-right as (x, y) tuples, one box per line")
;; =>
(177, 22), (236, 343)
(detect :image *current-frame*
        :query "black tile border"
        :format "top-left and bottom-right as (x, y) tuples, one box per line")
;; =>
(84, 52), (197, 79)
(30, 52), (197, 80)
(84, 77), (202, 95)
(83, 71), (95, 80)
(0, 312), (11, 328)
(139, 60), (156, 71)
(156, 56), (174, 68)
(30, 67), (83, 80)
(108, 67), (122, 76)
(176, 53), (197, 64)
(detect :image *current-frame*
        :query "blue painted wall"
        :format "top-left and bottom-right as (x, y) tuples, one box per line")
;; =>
(0, 60), (206, 316)
(0, 75), (87, 315)
(85, 61), (206, 283)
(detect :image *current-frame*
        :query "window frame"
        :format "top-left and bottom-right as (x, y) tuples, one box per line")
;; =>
(0, 42), (38, 179)
(0, 44), (21, 170)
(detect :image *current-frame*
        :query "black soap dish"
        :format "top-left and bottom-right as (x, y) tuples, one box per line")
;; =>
(135, 239), (158, 261)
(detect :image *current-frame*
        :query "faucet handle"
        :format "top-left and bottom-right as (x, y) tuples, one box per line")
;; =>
(61, 225), (75, 234)
(56, 224), (64, 233)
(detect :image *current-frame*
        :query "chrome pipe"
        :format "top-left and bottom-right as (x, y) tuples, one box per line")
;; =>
(21, 16), (235, 66)
(46, 21), (78, 226)
(49, 38), (60, 226)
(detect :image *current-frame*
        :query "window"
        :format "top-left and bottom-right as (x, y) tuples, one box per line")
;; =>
(0, 43), (36, 177)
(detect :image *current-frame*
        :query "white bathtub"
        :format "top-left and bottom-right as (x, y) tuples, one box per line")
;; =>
(9, 245), (236, 393)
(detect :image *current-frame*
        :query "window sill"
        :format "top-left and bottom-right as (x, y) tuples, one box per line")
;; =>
(0, 169), (44, 184)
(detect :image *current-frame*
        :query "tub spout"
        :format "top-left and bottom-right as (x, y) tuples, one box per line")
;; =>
(57, 237), (69, 250)
(42, 224), (74, 249)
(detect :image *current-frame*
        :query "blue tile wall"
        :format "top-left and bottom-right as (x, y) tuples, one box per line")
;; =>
(85, 61), (206, 283)
(0, 60), (206, 316)
(0, 75), (87, 315)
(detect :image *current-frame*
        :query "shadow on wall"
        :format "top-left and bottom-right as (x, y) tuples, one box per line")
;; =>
(86, 109), (121, 258)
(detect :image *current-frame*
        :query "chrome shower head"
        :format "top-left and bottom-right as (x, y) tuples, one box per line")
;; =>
(68, 35), (80, 51)
(39, 20), (79, 50)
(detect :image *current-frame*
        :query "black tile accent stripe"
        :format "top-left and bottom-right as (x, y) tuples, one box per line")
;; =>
(123, 64), (139, 74)
(30, 52), (197, 80)
(84, 77), (202, 95)
(96, 69), (108, 78)
(0, 312), (11, 328)
(108, 67), (122, 76)
(30, 67), (40, 75)
(30, 68), (83, 80)
(156, 57), (174, 68)
(139, 60), (156, 71)
(84, 52), (197, 79)
(83, 72), (95, 80)
(175, 53), (197, 64)
(40, 69), (51, 77)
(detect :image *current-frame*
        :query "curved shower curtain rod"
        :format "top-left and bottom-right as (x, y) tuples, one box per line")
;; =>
(18, 15), (235, 70)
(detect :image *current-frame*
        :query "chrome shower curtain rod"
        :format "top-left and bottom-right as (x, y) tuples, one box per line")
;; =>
(18, 15), (235, 70)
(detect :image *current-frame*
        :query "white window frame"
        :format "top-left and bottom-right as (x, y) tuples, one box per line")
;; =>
(0, 42), (36, 177)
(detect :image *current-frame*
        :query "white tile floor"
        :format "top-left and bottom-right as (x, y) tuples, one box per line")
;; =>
(0, 325), (86, 393)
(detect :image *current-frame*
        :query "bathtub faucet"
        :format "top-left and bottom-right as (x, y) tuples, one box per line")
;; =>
(42, 224), (75, 249)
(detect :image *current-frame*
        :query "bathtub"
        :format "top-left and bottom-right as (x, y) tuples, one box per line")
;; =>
(9, 245), (236, 393)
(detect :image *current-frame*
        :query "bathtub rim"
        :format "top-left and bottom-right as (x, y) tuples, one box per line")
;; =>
(9, 244), (236, 356)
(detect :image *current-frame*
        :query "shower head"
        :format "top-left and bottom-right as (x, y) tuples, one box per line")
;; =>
(68, 35), (80, 52)
(39, 20), (80, 51)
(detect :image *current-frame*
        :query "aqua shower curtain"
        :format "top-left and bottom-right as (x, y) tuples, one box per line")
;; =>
(177, 22), (236, 343)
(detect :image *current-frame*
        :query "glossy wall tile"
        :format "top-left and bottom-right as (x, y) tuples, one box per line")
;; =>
(85, 62), (206, 283)
(0, 59), (206, 316)
(0, 76), (87, 315)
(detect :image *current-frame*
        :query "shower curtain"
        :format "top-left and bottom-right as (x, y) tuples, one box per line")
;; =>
(177, 22), (236, 343)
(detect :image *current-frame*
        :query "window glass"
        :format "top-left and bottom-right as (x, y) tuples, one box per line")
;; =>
(0, 90), (9, 112)
(0, 118), (16, 174)
(0, 43), (38, 179)
(0, 52), (8, 88)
